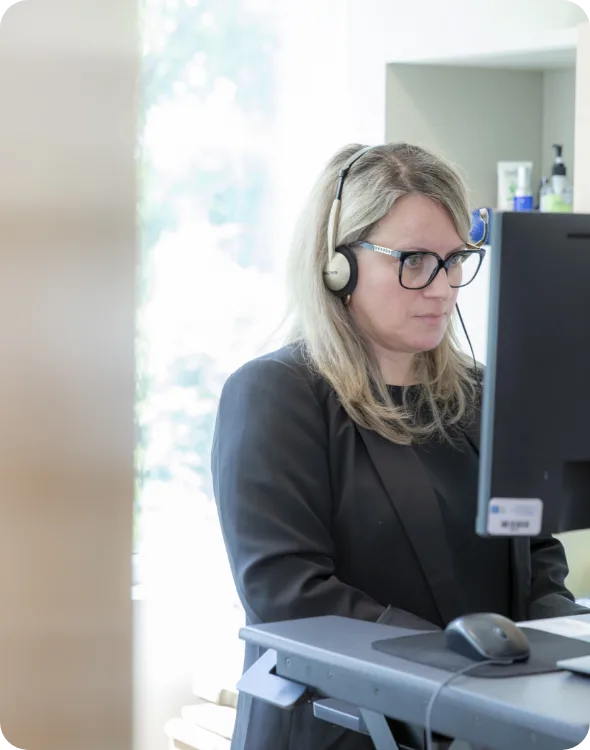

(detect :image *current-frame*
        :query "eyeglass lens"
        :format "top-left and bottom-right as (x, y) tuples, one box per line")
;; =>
(401, 251), (480, 289)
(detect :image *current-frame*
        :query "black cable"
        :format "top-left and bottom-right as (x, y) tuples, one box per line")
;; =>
(424, 659), (501, 750)
(455, 304), (478, 382)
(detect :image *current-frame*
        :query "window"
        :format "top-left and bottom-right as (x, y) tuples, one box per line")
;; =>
(136, 0), (282, 688)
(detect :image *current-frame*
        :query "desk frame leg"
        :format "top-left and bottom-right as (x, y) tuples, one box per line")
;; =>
(359, 709), (401, 750)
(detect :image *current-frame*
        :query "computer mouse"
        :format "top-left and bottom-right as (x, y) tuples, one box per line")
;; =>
(445, 612), (531, 663)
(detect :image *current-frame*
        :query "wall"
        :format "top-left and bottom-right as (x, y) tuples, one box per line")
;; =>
(272, 0), (388, 271)
(541, 67), (576, 180)
(574, 21), (590, 211)
(385, 64), (544, 209)
(0, 2), (135, 749)
(376, 0), (587, 40)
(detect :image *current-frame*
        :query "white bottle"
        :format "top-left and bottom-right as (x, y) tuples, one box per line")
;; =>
(513, 164), (533, 211)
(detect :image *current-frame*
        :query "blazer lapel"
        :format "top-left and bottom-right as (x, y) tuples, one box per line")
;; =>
(357, 426), (462, 626)
(463, 405), (531, 621)
(462, 407), (481, 453)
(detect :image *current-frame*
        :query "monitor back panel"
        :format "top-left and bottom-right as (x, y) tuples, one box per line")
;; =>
(477, 212), (590, 537)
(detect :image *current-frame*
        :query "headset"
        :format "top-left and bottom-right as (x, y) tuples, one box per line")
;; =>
(322, 144), (489, 298)
(322, 145), (375, 297)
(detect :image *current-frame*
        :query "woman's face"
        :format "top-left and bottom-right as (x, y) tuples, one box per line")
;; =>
(350, 193), (463, 357)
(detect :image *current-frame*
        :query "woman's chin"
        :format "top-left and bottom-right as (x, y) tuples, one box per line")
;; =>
(406, 332), (446, 353)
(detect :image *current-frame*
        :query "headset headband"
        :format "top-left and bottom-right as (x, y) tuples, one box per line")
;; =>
(326, 145), (377, 263)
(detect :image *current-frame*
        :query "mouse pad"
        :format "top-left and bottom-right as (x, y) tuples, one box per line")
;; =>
(372, 628), (590, 678)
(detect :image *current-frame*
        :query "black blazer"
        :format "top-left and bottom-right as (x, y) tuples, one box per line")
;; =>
(211, 343), (587, 750)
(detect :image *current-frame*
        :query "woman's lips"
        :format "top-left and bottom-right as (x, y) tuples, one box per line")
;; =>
(415, 313), (446, 324)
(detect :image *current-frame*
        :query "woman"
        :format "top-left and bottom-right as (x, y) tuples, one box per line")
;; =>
(211, 143), (586, 750)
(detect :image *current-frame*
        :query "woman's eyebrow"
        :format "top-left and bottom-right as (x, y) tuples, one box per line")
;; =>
(392, 244), (468, 255)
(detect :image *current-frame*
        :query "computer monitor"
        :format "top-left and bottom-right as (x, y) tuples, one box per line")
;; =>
(476, 211), (590, 538)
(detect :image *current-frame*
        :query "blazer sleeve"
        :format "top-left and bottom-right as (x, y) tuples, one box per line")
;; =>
(528, 535), (590, 619)
(211, 355), (439, 631)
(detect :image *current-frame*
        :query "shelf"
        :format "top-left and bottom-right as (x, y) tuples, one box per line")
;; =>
(385, 27), (577, 70)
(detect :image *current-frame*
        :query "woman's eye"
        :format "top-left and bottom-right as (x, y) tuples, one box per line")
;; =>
(405, 255), (423, 268)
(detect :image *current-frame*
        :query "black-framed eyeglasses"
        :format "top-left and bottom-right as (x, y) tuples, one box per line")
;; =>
(356, 242), (486, 290)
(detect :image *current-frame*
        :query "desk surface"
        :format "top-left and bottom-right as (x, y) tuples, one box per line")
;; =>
(240, 614), (590, 750)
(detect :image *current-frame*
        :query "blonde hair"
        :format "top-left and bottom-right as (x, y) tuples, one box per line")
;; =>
(285, 142), (479, 445)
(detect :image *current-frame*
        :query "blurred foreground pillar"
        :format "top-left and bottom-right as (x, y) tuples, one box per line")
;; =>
(0, 1), (136, 749)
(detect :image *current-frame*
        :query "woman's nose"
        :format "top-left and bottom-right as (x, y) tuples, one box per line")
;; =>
(424, 268), (453, 298)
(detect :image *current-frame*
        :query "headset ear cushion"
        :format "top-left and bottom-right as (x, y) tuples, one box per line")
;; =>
(330, 245), (358, 298)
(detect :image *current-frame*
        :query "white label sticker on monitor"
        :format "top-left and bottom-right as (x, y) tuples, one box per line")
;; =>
(487, 498), (543, 536)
